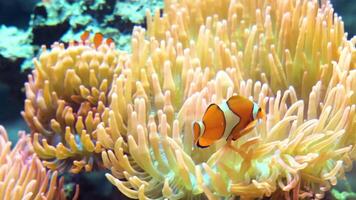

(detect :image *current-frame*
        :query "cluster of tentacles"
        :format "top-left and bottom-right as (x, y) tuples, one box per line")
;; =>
(0, 126), (79, 200)
(20, 0), (355, 199)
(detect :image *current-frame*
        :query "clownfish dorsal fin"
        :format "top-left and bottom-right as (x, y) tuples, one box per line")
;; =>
(80, 31), (90, 42)
(227, 94), (250, 103)
(226, 95), (254, 119)
(94, 32), (104, 48)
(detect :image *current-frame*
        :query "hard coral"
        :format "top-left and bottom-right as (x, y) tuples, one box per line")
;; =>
(98, 0), (356, 199)
(22, 39), (121, 173)
(0, 126), (79, 200)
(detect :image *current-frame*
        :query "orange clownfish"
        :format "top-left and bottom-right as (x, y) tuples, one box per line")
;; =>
(79, 31), (114, 48)
(193, 95), (266, 148)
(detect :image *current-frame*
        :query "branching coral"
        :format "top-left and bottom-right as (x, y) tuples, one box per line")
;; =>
(96, 0), (356, 199)
(0, 126), (79, 200)
(22, 40), (122, 173)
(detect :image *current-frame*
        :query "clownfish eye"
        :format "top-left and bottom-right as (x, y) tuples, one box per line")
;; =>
(258, 108), (261, 112)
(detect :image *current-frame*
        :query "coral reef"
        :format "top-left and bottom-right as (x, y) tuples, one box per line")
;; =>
(0, 0), (163, 109)
(0, 25), (33, 98)
(31, 0), (163, 53)
(3, 0), (356, 199)
(0, 125), (79, 200)
(5, 0), (355, 199)
(94, 0), (356, 199)
(22, 39), (121, 173)
(0, 25), (33, 60)
(0, 0), (163, 108)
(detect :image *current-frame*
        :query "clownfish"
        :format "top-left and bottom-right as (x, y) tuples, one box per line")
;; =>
(193, 95), (266, 148)
(79, 31), (114, 48)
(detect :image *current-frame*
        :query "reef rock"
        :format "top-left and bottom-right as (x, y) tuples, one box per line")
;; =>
(30, 0), (163, 51)
(0, 25), (32, 97)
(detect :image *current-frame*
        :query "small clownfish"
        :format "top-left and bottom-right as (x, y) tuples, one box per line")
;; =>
(79, 31), (114, 48)
(80, 30), (90, 41)
(193, 95), (266, 148)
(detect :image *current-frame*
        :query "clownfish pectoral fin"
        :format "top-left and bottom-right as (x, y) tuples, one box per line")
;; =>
(232, 120), (258, 141)
(197, 137), (214, 148)
(94, 32), (104, 48)
(80, 31), (90, 42)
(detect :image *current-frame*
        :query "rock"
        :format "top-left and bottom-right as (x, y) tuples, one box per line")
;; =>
(0, 25), (32, 96)
(0, 0), (39, 28)
(29, 0), (163, 51)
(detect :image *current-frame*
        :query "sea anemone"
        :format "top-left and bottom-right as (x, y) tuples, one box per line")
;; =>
(22, 39), (121, 173)
(0, 126), (79, 200)
(98, 0), (356, 199)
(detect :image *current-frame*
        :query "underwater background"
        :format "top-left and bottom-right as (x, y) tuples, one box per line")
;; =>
(0, 0), (355, 199)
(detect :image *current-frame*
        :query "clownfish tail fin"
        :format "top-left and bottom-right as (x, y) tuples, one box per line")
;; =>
(193, 121), (201, 144)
